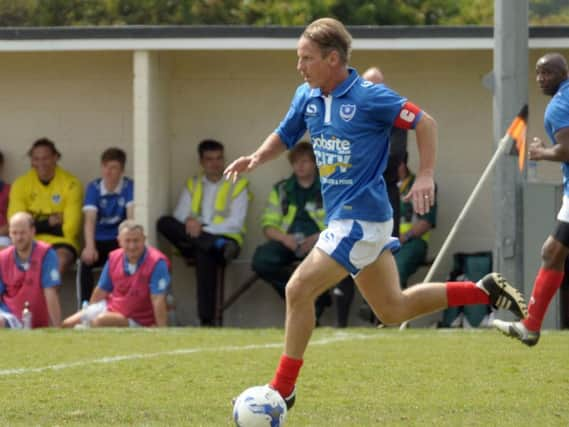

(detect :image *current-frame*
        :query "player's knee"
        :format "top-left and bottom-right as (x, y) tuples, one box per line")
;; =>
(541, 239), (565, 268)
(376, 309), (405, 325)
(285, 278), (312, 306)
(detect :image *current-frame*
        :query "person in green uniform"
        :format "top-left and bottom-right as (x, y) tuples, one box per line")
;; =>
(252, 141), (351, 323)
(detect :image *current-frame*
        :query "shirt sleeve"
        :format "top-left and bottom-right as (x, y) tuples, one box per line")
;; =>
(41, 248), (61, 288)
(370, 85), (423, 130)
(97, 261), (114, 293)
(125, 178), (134, 207)
(275, 86), (308, 149)
(83, 181), (99, 211)
(173, 188), (192, 223)
(549, 98), (569, 136)
(149, 259), (171, 295)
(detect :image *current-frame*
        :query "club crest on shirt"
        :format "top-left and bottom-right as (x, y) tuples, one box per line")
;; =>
(51, 194), (61, 204)
(306, 103), (318, 116)
(339, 104), (356, 122)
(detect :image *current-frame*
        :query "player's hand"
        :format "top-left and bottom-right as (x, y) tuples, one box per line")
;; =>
(403, 173), (434, 215)
(48, 213), (63, 226)
(81, 246), (99, 265)
(281, 234), (298, 252)
(224, 155), (260, 183)
(528, 137), (546, 161)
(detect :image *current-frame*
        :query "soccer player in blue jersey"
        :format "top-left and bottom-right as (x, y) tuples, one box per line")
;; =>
(494, 53), (569, 346)
(225, 18), (528, 409)
(79, 148), (134, 302)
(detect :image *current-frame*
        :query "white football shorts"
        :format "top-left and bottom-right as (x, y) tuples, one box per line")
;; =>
(315, 219), (400, 276)
(82, 300), (141, 327)
(557, 195), (569, 223)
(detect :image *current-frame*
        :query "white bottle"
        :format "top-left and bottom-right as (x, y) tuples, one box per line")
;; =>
(22, 301), (32, 330)
(80, 300), (90, 327)
(527, 160), (538, 182)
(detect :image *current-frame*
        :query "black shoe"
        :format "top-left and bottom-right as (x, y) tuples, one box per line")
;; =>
(282, 386), (296, 410)
(477, 273), (528, 319)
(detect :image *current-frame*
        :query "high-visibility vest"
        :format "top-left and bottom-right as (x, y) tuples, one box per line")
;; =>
(187, 174), (249, 246)
(261, 176), (325, 233)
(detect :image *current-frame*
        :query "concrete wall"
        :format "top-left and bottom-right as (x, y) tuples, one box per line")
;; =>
(0, 47), (566, 327)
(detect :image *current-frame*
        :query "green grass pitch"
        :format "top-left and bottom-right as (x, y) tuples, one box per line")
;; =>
(0, 327), (567, 426)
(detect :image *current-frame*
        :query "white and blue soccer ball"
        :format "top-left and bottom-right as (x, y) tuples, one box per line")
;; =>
(233, 385), (287, 427)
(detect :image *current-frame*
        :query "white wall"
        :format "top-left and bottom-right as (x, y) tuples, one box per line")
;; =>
(1, 47), (566, 326)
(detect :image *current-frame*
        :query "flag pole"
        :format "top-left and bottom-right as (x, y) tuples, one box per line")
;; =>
(399, 132), (514, 330)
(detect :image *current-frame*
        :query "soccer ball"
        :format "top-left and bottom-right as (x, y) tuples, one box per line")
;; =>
(233, 385), (287, 427)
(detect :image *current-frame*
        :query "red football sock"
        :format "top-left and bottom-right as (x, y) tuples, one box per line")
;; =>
(524, 268), (564, 332)
(270, 354), (303, 398)
(446, 281), (490, 307)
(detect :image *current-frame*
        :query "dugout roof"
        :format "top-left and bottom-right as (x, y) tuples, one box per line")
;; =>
(0, 25), (566, 51)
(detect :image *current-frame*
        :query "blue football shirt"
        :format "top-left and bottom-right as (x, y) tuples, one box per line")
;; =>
(83, 177), (134, 241)
(544, 79), (569, 196)
(276, 68), (422, 223)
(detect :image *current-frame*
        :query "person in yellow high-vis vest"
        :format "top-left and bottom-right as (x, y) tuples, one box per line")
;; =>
(157, 139), (249, 326)
(8, 138), (83, 276)
(396, 152), (437, 288)
(252, 142), (353, 326)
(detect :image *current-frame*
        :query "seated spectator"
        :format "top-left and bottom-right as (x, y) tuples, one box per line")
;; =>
(252, 141), (351, 325)
(63, 220), (170, 328)
(0, 151), (10, 249)
(0, 212), (62, 328)
(396, 151), (437, 288)
(8, 138), (82, 275)
(78, 147), (134, 303)
(157, 139), (249, 326)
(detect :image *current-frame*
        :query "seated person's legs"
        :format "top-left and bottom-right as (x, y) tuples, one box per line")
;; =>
(0, 306), (21, 328)
(79, 239), (118, 302)
(156, 215), (195, 258)
(91, 311), (130, 327)
(252, 240), (297, 299)
(394, 239), (427, 289)
(333, 276), (355, 328)
(63, 300), (129, 328)
(52, 243), (77, 275)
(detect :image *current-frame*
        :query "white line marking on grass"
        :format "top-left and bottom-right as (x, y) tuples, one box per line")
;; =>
(0, 331), (377, 377)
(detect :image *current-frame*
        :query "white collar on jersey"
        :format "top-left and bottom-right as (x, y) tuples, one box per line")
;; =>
(100, 176), (124, 196)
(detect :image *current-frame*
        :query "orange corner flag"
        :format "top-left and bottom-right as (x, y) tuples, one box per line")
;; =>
(507, 105), (528, 171)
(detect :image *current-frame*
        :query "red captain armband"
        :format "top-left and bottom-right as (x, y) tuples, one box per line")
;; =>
(393, 101), (422, 130)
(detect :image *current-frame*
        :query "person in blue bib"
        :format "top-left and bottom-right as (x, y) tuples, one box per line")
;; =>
(225, 17), (527, 411)
(78, 148), (134, 303)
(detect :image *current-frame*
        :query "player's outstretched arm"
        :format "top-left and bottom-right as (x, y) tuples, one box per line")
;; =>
(224, 133), (287, 182)
(405, 112), (437, 215)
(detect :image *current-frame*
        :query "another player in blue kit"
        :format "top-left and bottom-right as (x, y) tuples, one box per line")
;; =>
(494, 53), (569, 346)
(225, 18), (527, 410)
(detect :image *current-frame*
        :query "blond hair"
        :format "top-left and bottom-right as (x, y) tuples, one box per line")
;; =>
(302, 18), (352, 65)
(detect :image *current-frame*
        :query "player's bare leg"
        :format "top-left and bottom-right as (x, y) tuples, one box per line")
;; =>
(494, 235), (568, 346)
(270, 248), (347, 409)
(283, 249), (347, 358)
(91, 311), (129, 327)
(356, 250), (446, 324)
